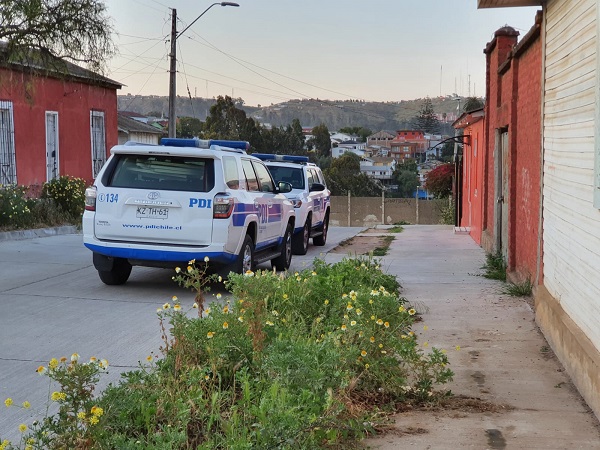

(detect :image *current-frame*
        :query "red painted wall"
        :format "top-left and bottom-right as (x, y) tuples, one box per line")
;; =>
(481, 14), (543, 284)
(458, 116), (485, 245)
(0, 67), (119, 187)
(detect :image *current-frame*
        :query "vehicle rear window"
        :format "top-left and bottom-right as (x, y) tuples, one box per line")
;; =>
(107, 154), (214, 192)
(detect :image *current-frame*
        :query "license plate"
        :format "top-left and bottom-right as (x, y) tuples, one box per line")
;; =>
(136, 206), (169, 219)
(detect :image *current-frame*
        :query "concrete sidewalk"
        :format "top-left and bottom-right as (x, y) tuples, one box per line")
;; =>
(364, 225), (600, 449)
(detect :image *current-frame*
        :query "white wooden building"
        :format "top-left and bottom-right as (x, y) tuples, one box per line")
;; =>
(479, 0), (600, 419)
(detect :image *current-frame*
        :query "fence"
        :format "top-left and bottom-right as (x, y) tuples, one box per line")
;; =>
(329, 193), (449, 227)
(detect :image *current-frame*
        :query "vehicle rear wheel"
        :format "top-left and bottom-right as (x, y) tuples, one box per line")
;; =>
(313, 213), (329, 246)
(292, 218), (310, 255)
(272, 224), (292, 271)
(97, 258), (132, 285)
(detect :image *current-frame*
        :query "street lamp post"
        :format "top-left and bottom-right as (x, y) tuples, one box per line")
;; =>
(168, 2), (239, 138)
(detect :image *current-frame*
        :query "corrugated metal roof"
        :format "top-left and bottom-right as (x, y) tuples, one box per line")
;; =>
(0, 41), (121, 89)
(117, 114), (164, 135)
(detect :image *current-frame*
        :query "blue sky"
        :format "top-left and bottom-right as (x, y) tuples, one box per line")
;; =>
(104, 0), (540, 106)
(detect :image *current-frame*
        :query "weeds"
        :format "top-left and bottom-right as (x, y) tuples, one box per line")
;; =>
(388, 226), (404, 233)
(371, 236), (395, 256)
(1, 256), (456, 449)
(482, 252), (506, 281)
(502, 280), (532, 297)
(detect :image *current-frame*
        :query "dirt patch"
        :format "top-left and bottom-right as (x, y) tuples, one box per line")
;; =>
(330, 235), (391, 255)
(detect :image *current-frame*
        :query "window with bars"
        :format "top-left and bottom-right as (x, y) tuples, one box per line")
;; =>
(0, 101), (17, 185)
(90, 110), (106, 178)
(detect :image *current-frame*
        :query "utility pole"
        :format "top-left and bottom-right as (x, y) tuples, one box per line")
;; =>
(168, 8), (177, 138)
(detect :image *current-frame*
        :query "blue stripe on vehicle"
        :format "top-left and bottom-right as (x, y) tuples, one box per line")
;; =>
(85, 244), (237, 264)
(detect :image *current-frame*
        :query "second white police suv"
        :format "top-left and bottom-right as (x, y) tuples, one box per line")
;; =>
(82, 138), (296, 285)
(254, 154), (331, 255)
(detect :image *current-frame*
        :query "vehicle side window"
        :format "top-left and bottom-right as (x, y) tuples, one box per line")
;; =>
(307, 168), (316, 188)
(241, 159), (260, 192)
(223, 156), (241, 189)
(316, 169), (326, 186)
(252, 161), (275, 192)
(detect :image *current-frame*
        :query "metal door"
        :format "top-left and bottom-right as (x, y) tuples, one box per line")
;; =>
(0, 101), (16, 185)
(46, 112), (59, 181)
(495, 130), (509, 261)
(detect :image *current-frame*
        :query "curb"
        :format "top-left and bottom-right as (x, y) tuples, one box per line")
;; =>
(0, 225), (80, 241)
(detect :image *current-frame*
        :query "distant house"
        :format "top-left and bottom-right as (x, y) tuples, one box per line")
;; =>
(117, 113), (164, 145)
(367, 130), (396, 147)
(0, 43), (122, 186)
(360, 156), (397, 184)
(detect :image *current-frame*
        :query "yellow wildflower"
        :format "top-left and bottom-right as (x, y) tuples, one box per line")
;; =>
(146, 355), (153, 362)
(187, 265), (193, 273)
(455, 345), (461, 351)
(347, 303), (353, 310)
(205, 307), (211, 315)
(36, 366), (46, 375)
(223, 322), (229, 329)
(18, 424), (27, 433)
(399, 305), (406, 312)
(204, 256), (210, 262)
(351, 320), (357, 326)
(356, 309), (362, 315)
(384, 322), (390, 328)
(365, 363), (370, 369)
(238, 316), (244, 322)
(370, 315), (376, 320)
(192, 303), (198, 309)
(341, 324), (347, 331)
(156, 308), (162, 313)
(244, 270), (254, 277)
(173, 304), (181, 311)
(51, 392), (62, 402)
(207, 332), (215, 339)
(283, 294), (288, 299)
(163, 303), (171, 310)
(324, 299), (329, 305)
(175, 267), (181, 273)
(91, 406), (103, 417)
(60, 356), (67, 363)
(216, 293), (222, 299)
(172, 295), (178, 301)
(423, 342), (429, 347)
(370, 336), (375, 343)
(89, 416), (99, 425)
(77, 411), (86, 420)
(223, 305), (229, 313)
(408, 308), (416, 315)
(379, 343), (383, 348)
(376, 319), (383, 325)
(4, 398), (13, 407)
(48, 358), (59, 369)
(361, 350), (367, 357)
(22, 401), (30, 409)
(266, 320), (274, 326)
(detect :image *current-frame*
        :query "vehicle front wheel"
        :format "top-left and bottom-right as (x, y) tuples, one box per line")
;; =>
(313, 213), (329, 246)
(272, 224), (292, 271)
(97, 258), (132, 285)
(292, 218), (310, 255)
(236, 235), (255, 274)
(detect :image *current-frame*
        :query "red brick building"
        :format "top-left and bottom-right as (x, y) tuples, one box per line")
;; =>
(0, 45), (121, 187)
(465, 12), (542, 284)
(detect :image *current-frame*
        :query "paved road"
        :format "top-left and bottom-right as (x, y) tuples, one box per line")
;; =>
(0, 226), (363, 440)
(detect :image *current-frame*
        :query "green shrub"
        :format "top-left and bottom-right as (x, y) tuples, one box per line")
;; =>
(502, 279), (533, 296)
(0, 184), (32, 228)
(41, 176), (86, 221)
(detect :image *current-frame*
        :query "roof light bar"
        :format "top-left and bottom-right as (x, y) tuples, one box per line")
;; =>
(253, 153), (309, 163)
(160, 138), (250, 150)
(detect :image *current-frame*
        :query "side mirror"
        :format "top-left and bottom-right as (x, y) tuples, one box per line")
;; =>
(277, 181), (293, 193)
(309, 182), (325, 192)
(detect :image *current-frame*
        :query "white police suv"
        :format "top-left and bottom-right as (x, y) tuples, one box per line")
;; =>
(83, 138), (295, 285)
(254, 154), (331, 255)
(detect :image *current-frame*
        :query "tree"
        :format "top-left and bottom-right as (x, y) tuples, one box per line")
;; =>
(324, 153), (382, 197)
(0, 0), (115, 74)
(391, 160), (419, 197)
(414, 98), (441, 134)
(463, 97), (484, 112)
(203, 95), (261, 143)
(424, 163), (454, 198)
(177, 117), (203, 138)
(338, 126), (372, 142)
(307, 124), (331, 158)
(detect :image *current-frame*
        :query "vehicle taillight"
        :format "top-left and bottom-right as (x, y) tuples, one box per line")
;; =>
(213, 194), (234, 218)
(85, 186), (97, 211)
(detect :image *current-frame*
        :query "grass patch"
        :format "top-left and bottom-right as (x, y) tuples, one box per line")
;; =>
(481, 252), (506, 281)
(372, 236), (395, 256)
(388, 226), (404, 233)
(502, 280), (532, 297)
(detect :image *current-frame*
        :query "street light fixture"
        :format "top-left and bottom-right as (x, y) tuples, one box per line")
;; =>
(168, 2), (240, 137)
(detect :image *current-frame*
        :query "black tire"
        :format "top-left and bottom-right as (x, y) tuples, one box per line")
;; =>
(232, 234), (255, 274)
(97, 258), (132, 285)
(292, 218), (310, 255)
(313, 213), (329, 246)
(272, 224), (292, 271)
